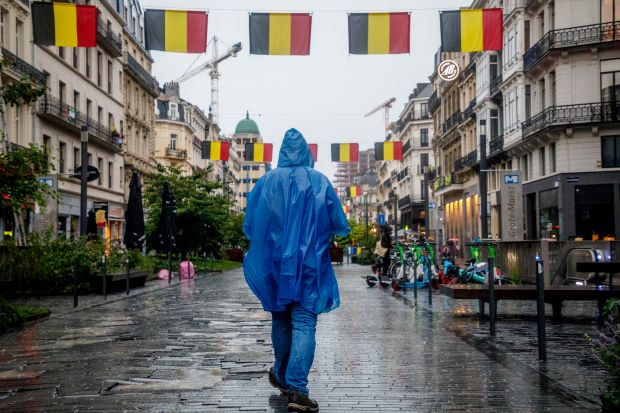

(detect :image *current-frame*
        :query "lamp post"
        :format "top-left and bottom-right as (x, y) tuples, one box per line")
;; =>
(479, 119), (488, 240)
(364, 192), (369, 247)
(79, 126), (88, 236)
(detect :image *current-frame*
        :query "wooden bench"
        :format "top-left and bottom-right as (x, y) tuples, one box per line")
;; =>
(439, 284), (620, 322)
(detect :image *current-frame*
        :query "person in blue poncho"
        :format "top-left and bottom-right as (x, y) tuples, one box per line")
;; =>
(243, 128), (350, 412)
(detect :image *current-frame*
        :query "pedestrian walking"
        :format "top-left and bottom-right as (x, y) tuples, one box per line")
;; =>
(243, 128), (350, 412)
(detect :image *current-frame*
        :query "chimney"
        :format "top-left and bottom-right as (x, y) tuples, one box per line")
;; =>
(164, 81), (180, 98)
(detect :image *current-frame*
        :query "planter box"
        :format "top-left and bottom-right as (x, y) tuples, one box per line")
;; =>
(89, 270), (149, 293)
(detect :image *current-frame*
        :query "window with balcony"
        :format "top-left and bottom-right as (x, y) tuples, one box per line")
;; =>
(58, 81), (66, 103)
(490, 109), (499, 139)
(0, 9), (6, 46)
(169, 103), (177, 119)
(602, 0), (620, 23)
(420, 128), (429, 147)
(73, 147), (79, 171)
(97, 157), (103, 185)
(86, 49), (91, 78)
(86, 99), (92, 120)
(107, 60), (112, 93)
(550, 142), (557, 172)
(602, 136), (620, 167)
(505, 89), (518, 132)
(97, 106), (103, 125)
(601, 58), (620, 103)
(108, 161), (113, 188)
(505, 26), (518, 67)
(421, 153), (429, 168)
(170, 134), (177, 150)
(119, 166), (123, 188)
(539, 147), (546, 176)
(420, 103), (428, 118)
(108, 113), (113, 131)
(73, 90), (79, 113)
(97, 51), (102, 87)
(15, 19), (22, 57)
(72, 47), (78, 69)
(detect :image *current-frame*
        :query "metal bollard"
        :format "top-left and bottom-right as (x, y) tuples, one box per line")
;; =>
(167, 251), (172, 284)
(488, 245), (496, 336)
(203, 252), (207, 274)
(73, 258), (79, 308)
(413, 262), (418, 299)
(536, 254), (547, 361)
(427, 263), (433, 305)
(102, 255), (107, 299)
(125, 256), (131, 295)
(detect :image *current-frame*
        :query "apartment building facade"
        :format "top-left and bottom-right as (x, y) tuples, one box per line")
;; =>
(34, 0), (126, 240)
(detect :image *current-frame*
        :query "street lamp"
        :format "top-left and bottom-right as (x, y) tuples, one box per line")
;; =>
(479, 119), (488, 239)
(364, 192), (369, 247)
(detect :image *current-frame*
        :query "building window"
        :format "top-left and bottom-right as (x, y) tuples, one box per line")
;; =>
(169, 103), (177, 119)
(490, 109), (499, 139)
(97, 157), (103, 185)
(601, 58), (620, 104)
(72, 47), (79, 69)
(15, 19), (22, 57)
(170, 134), (177, 149)
(59, 46), (65, 59)
(108, 113), (114, 131)
(505, 89), (518, 132)
(539, 147), (546, 176)
(97, 52), (103, 87)
(522, 154), (529, 180)
(73, 90), (79, 112)
(59, 142), (66, 173)
(420, 129), (429, 147)
(420, 103), (428, 118)
(108, 162), (113, 188)
(602, 0), (620, 24)
(86, 49), (91, 78)
(86, 99), (92, 120)
(119, 166), (123, 188)
(602, 136), (620, 167)
(87, 152), (92, 166)
(420, 153), (429, 168)
(74, 147), (80, 171)
(97, 106), (103, 125)
(0, 9), (6, 46)
(14, 106), (20, 142)
(107, 60), (113, 93)
(550, 142), (557, 172)
(525, 84), (532, 119)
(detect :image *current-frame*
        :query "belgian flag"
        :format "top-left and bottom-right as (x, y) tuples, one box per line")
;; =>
(32, 2), (97, 47)
(245, 143), (273, 162)
(440, 9), (503, 52)
(309, 144), (318, 162)
(348, 13), (410, 54)
(145, 9), (208, 53)
(250, 13), (312, 55)
(375, 141), (403, 161)
(331, 143), (359, 162)
(201, 141), (230, 161)
(347, 185), (362, 198)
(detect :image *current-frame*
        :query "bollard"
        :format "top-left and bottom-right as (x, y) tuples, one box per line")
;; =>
(167, 251), (172, 284)
(488, 244), (496, 336)
(125, 256), (131, 295)
(413, 261), (418, 299)
(427, 261), (433, 306)
(73, 258), (79, 308)
(203, 252), (207, 274)
(178, 253), (182, 282)
(102, 255), (107, 299)
(536, 254), (547, 361)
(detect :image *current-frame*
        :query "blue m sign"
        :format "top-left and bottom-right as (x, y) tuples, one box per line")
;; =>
(504, 174), (520, 184)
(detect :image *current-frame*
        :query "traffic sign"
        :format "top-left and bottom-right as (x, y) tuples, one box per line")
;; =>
(74, 165), (100, 182)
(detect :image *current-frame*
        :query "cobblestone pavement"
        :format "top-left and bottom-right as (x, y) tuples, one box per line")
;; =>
(0, 264), (609, 412)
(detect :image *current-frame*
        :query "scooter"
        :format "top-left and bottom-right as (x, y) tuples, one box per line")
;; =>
(365, 255), (391, 287)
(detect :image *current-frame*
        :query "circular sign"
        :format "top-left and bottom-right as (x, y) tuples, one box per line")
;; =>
(438, 60), (460, 82)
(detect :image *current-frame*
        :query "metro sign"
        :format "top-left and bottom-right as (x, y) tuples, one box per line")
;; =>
(504, 174), (520, 184)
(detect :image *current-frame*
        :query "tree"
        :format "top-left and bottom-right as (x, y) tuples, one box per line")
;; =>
(143, 164), (232, 258)
(224, 213), (248, 250)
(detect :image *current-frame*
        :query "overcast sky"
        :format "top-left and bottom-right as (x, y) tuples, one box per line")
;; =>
(142, 0), (470, 179)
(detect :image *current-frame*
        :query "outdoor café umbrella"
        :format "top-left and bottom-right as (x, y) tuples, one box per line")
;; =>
(123, 172), (146, 250)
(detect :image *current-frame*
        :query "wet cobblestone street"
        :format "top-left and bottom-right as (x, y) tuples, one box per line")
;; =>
(0, 264), (610, 412)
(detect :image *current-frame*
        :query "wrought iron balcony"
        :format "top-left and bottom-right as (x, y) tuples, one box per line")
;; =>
(442, 111), (462, 134)
(398, 195), (411, 209)
(462, 99), (476, 120)
(382, 178), (392, 188)
(1, 47), (45, 84)
(397, 167), (409, 181)
(432, 173), (461, 191)
(165, 147), (188, 159)
(428, 90), (440, 113)
(402, 139), (411, 154)
(19, 0), (29, 7)
(126, 54), (159, 95)
(38, 94), (122, 151)
(454, 150), (478, 172)
(97, 18), (123, 57)
(489, 135), (504, 156)
(524, 21), (620, 72)
(521, 101), (620, 139)
(490, 74), (503, 97)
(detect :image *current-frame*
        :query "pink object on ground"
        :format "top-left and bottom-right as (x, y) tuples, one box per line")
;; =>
(180, 260), (195, 279)
(158, 269), (172, 280)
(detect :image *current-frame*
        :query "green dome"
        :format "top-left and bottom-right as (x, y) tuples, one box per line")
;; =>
(234, 111), (260, 134)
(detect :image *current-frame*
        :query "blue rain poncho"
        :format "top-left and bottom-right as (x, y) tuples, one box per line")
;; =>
(243, 128), (350, 315)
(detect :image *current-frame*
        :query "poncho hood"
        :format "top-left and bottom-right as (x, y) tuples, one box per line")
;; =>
(277, 128), (314, 168)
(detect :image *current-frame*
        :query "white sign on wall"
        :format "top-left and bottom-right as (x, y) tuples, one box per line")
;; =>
(500, 171), (524, 241)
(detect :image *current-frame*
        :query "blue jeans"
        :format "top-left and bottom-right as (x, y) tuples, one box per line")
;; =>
(271, 304), (318, 395)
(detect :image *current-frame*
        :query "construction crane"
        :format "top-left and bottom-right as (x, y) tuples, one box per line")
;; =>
(365, 97), (396, 135)
(175, 37), (242, 125)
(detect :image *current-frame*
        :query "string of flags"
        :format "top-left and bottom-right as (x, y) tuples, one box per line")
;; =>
(31, 3), (504, 55)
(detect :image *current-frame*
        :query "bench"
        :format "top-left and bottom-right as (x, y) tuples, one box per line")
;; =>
(89, 270), (149, 293)
(439, 284), (620, 323)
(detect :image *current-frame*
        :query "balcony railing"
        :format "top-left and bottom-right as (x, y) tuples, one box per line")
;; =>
(428, 90), (440, 112)
(19, 0), (29, 7)
(462, 99), (476, 120)
(402, 139), (411, 154)
(524, 21), (620, 72)
(38, 94), (121, 151)
(126, 54), (158, 94)
(432, 173), (462, 191)
(454, 150), (478, 172)
(166, 147), (188, 159)
(490, 74), (503, 97)
(382, 178), (392, 188)
(97, 18), (123, 57)
(489, 135), (504, 156)
(1, 47), (45, 84)
(521, 101), (620, 139)
(442, 111), (462, 134)
(397, 167), (409, 181)
(398, 195), (411, 209)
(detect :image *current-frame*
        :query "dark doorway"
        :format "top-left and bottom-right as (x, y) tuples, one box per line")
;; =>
(526, 193), (537, 240)
(575, 184), (615, 239)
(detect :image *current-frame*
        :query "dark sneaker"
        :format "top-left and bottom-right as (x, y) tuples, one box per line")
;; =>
(287, 390), (319, 412)
(268, 368), (287, 394)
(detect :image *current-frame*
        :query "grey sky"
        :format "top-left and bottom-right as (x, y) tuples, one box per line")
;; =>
(143, 0), (470, 179)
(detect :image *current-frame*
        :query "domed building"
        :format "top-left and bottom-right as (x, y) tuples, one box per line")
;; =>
(231, 112), (270, 211)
